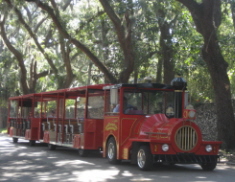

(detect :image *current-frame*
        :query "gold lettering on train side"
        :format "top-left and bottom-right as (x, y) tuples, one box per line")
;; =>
(151, 135), (169, 139)
(105, 123), (118, 131)
(154, 145), (157, 152)
(160, 135), (169, 139)
(150, 135), (159, 139)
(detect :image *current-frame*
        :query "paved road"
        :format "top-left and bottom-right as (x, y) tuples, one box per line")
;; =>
(1, 134), (235, 182)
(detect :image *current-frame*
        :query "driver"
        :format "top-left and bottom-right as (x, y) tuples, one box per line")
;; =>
(113, 97), (136, 113)
(165, 106), (174, 118)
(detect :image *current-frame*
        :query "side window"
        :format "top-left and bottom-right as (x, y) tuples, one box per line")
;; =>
(76, 97), (86, 119)
(65, 99), (76, 118)
(104, 90), (120, 115)
(20, 100), (32, 118)
(47, 100), (57, 118)
(164, 92), (175, 118)
(143, 91), (164, 115)
(124, 92), (141, 108)
(10, 100), (18, 118)
(34, 101), (41, 118)
(151, 92), (164, 114)
(110, 89), (119, 113)
(87, 95), (104, 119)
(123, 92), (143, 114)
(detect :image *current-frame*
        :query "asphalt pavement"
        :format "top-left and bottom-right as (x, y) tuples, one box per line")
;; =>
(1, 134), (235, 182)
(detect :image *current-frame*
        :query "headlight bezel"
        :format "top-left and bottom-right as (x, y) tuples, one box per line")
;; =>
(162, 144), (170, 152)
(188, 110), (196, 118)
(205, 144), (212, 152)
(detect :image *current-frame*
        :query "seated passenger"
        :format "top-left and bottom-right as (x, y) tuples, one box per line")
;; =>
(48, 110), (56, 118)
(113, 104), (120, 113)
(41, 112), (47, 118)
(34, 111), (39, 118)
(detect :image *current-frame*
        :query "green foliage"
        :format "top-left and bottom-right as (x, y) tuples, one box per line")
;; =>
(0, 0), (234, 104)
(0, 128), (7, 134)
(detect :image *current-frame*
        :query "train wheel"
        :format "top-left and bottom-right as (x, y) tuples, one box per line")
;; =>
(48, 143), (56, 150)
(107, 137), (121, 164)
(13, 137), (18, 143)
(78, 149), (88, 157)
(29, 140), (35, 146)
(200, 161), (217, 171)
(137, 145), (153, 171)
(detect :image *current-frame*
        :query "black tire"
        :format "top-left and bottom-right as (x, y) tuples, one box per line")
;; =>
(13, 137), (18, 143)
(29, 140), (35, 146)
(78, 149), (88, 157)
(48, 143), (56, 150)
(200, 161), (217, 171)
(137, 145), (153, 171)
(107, 137), (121, 164)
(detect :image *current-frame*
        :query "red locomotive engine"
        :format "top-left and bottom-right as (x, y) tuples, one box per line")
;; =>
(7, 79), (221, 171)
(103, 80), (221, 171)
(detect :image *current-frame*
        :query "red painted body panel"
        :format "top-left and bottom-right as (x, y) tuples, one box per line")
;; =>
(43, 131), (49, 143)
(25, 129), (31, 140)
(103, 113), (222, 160)
(83, 119), (103, 149)
(73, 134), (82, 149)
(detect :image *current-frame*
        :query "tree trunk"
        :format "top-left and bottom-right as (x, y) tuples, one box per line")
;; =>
(202, 38), (235, 149)
(99, 0), (135, 83)
(176, 0), (235, 149)
(159, 21), (175, 85)
(156, 58), (163, 83)
(155, 5), (177, 84)
(0, 15), (30, 94)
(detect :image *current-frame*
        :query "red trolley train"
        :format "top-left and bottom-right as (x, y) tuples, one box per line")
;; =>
(7, 79), (222, 171)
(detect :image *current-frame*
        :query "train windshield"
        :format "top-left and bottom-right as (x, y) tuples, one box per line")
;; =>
(122, 90), (175, 115)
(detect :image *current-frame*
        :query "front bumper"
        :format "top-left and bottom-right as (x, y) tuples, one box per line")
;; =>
(154, 153), (219, 164)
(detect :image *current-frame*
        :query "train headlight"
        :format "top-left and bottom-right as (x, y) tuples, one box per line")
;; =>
(162, 144), (169, 152)
(188, 110), (196, 118)
(205, 145), (212, 152)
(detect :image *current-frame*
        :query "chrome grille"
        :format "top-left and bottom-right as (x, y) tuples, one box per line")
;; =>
(175, 126), (198, 151)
